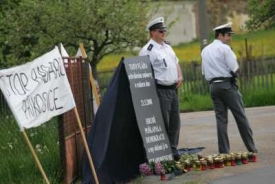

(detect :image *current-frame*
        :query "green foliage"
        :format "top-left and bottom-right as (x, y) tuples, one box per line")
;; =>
(179, 87), (275, 112)
(247, 0), (275, 30)
(180, 94), (213, 112)
(0, 0), (151, 71)
(243, 88), (275, 107)
(160, 160), (176, 173)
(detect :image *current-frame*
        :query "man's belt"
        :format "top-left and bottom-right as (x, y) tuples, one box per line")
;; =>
(209, 77), (232, 84)
(156, 83), (177, 89)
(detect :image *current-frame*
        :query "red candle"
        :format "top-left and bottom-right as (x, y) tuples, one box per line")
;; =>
(231, 159), (236, 166)
(185, 165), (191, 171)
(242, 158), (248, 164)
(160, 170), (166, 181)
(220, 159), (224, 168)
(160, 174), (166, 181)
(210, 163), (215, 169)
(214, 158), (220, 168)
(184, 160), (191, 172)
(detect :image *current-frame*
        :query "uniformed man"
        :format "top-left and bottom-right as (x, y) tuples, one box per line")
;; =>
(139, 17), (183, 161)
(201, 22), (258, 154)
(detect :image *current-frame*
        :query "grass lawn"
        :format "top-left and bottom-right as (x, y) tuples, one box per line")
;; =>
(0, 116), (61, 183)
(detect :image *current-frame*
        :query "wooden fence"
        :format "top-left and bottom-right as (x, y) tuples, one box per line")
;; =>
(97, 57), (275, 97)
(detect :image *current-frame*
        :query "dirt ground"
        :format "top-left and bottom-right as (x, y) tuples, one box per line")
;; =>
(137, 105), (275, 184)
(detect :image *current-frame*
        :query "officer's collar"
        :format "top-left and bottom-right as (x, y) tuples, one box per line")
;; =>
(214, 39), (224, 44)
(214, 39), (230, 45)
(150, 39), (167, 49)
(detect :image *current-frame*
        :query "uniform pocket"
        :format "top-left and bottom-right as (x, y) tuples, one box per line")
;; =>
(153, 55), (169, 69)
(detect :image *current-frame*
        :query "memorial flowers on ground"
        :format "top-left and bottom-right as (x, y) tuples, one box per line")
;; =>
(139, 152), (258, 178)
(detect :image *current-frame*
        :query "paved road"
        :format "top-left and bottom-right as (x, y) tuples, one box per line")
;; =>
(137, 105), (275, 184)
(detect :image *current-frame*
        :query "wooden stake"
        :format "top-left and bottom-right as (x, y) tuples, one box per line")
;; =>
(79, 43), (87, 58)
(89, 69), (101, 106)
(21, 129), (50, 184)
(73, 107), (99, 184)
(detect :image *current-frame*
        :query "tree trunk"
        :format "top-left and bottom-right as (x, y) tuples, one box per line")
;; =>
(90, 62), (98, 81)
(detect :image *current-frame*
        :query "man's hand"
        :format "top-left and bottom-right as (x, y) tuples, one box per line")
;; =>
(176, 77), (183, 88)
(176, 63), (183, 89)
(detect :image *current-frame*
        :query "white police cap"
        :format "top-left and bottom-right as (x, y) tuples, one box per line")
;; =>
(213, 22), (234, 34)
(146, 17), (166, 31)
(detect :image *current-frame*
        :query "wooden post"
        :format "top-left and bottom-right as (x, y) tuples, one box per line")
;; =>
(89, 69), (101, 106)
(73, 107), (99, 184)
(79, 43), (87, 58)
(21, 129), (50, 184)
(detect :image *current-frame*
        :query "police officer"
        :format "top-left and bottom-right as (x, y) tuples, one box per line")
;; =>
(201, 22), (257, 154)
(139, 17), (183, 160)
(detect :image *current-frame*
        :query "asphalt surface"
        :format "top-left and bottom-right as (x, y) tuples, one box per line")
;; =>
(135, 105), (275, 184)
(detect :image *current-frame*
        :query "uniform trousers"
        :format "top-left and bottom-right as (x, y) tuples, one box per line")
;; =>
(156, 87), (180, 156)
(210, 81), (257, 153)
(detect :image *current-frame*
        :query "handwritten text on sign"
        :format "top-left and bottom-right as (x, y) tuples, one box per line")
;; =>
(0, 47), (75, 129)
(124, 56), (173, 163)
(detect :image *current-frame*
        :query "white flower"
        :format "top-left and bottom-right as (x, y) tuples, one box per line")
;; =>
(7, 142), (13, 149)
(43, 145), (49, 152)
(35, 144), (41, 149)
(37, 148), (42, 153)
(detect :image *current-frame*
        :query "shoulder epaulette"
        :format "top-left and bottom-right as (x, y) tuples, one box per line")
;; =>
(147, 44), (153, 51)
(164, 40), (170, 45)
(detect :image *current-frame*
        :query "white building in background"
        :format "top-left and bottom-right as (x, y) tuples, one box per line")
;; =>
(151, 1), (197, 45)
(151, 1), (249, 46)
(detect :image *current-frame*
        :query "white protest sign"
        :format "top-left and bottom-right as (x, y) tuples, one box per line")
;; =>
(0, 46), (75, 130)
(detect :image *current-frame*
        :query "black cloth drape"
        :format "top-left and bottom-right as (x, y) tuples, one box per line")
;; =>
(82, 61), (146, 184)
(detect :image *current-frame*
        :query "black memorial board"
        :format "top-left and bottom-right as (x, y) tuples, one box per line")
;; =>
(124, 56), (173, 162)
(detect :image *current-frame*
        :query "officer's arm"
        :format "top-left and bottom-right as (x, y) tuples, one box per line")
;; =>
(225, 47), (239, 72)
